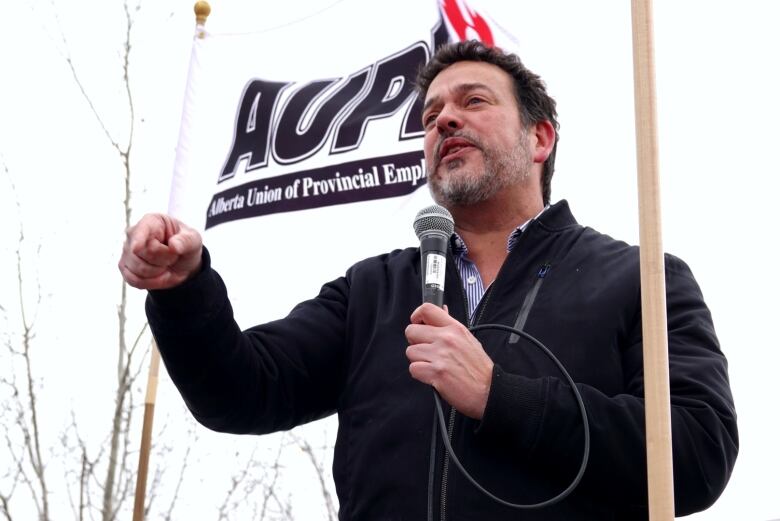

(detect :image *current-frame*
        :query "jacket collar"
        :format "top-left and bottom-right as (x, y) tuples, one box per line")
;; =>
(533, 199), (578, 232)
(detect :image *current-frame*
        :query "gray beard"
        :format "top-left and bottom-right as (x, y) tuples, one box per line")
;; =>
(426, 132), (532, 207)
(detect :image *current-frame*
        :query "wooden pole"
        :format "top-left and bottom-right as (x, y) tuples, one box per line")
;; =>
(132, 343), (161, 521)
(630, 0), (675, 518)
(131, 4), (211, 520)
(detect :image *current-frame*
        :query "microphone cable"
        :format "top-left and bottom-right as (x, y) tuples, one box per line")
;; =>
(432, 322), (590, 509)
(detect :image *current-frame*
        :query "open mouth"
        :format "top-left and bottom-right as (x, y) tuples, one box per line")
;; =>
(438, 137), (477, 162)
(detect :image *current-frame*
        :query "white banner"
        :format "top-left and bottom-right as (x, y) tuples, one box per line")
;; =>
(170, 0), (516, 326)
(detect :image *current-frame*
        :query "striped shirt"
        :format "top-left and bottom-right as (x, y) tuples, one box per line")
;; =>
(451, 207), (547, 320)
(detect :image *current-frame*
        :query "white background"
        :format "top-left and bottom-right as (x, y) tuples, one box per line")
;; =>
(1, 0), (778, 519)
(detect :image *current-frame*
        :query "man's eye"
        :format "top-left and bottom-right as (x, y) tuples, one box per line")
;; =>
(467, 97), (484, 106)
(423, 114), (438, 127)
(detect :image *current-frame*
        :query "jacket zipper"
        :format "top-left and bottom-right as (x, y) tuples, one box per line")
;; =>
(439, 279), (473, 521)
(509, 263), (551, 343)
(427, 409), (438, 521)
(438, 227), (543, 519)
(440, 267), (499, 521)
(439, 407), (456, 521)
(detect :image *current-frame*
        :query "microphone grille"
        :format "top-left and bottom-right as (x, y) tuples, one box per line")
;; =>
(413, 204), (454, 239)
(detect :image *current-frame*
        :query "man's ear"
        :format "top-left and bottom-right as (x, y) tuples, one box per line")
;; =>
(531, 120), (556, 164)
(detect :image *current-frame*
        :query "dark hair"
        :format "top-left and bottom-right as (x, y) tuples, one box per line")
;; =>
(416, 40), (559, 205)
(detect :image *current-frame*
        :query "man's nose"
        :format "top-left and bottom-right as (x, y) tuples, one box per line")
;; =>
(435, 105), (463, 133)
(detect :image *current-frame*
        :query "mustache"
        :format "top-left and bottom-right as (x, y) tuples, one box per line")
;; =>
(433, 131), (483, 169)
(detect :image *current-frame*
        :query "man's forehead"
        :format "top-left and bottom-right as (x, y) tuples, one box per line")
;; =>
(423, 61), (512, 107)
(423, 82), (494, 111)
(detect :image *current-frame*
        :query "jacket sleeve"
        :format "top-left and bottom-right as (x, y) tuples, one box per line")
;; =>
(476, 254), (739, 515)
(146, 247), (349, 434)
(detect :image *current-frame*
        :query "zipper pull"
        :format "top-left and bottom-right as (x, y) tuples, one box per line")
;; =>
(538, 263), (551, 278)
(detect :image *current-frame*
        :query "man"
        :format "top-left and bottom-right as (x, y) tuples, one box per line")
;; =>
(119, 41), (738, 519)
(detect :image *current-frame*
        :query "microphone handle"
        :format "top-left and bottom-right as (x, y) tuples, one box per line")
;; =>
(419, 234), (449, 307)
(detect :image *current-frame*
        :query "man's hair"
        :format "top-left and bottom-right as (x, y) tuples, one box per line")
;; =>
(416, 40), (559, 205)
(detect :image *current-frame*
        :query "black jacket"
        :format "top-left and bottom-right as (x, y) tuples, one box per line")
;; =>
(147, 200), (738, 520)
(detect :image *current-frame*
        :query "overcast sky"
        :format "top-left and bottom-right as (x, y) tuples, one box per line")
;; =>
(1, 0), (778, 519)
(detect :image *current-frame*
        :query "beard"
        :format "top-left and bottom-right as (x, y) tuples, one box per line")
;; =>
(426, 130), (533, 207)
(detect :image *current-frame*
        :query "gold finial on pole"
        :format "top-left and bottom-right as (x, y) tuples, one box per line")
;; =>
(194, 1), (211, 38)
(194, 1), (211, 24)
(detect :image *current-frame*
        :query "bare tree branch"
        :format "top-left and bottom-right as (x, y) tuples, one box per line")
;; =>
(4, 3), (348, 520)
(291, 432), (337, 521)
(59, 417), (95, 521)
(1, 1), (194, 519)
(17, 250), (48, 521)
(259, 441), (285, 521)
(0, 425), (25, 521)
(47, 0), (121, 152)
(162, 424), (197, 521)
(0, 163), (50, 520)
(217, 447), (259, 521)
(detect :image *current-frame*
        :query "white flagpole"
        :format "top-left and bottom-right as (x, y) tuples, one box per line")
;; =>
(132, 3), (211, 520)
(630, 0), (675, 518)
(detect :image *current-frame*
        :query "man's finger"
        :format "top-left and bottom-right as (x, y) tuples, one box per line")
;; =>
(410, 302), (456, 327)
(136, 238), (179, 267)
(127, 214), (169, 253)
(168, 228), (201, 256)
(405, 323), (440, 345)
(119, 262), (187, 290)
(405, 343), (433, 363)
(408, 361), (436, 386)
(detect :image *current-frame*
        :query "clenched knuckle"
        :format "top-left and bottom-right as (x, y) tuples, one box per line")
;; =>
(441, 330), (459, 347)
(431, 361), (446, 378)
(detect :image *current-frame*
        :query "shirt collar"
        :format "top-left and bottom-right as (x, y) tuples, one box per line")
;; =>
(451, 205), (549, 257)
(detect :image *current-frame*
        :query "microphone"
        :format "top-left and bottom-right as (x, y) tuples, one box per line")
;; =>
(413, 205), (454, 307)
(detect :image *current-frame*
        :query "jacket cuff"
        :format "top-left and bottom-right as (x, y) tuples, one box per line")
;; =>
(475, 363), (547, 456)
(145, 247), (225, 323)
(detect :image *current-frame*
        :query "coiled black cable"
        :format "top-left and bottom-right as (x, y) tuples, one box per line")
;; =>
(433, 322), (590, 509)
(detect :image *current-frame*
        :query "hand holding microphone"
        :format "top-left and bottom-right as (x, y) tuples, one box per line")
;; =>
(406, 205), (493, 420)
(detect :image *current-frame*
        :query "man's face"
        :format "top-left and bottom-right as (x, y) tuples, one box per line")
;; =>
(421, 61), (533, 207)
